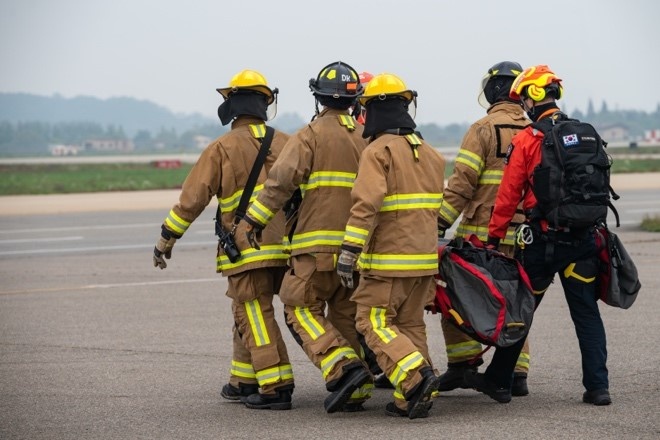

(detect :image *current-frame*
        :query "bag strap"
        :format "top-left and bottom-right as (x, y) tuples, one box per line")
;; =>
(234, 126), (274, 223)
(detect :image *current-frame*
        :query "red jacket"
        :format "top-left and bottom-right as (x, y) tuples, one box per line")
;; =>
(488, 109), (558, 240)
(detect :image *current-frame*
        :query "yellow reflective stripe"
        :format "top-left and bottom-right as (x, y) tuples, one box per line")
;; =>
(230, 360), (256, 379)
(478, 169), (503, 185)
(563, 263), (596, 283)
(280, 363), (294, 381)
(533, 288), (548, 295)
(246, 200), (275, 225)
(455, 224), (516, 245)
(393, 388), (405, 400)
(455, 149), (485, 173)
(320, 347), (358, 379)
(289, 230), (344, 250)
(294, 306), (325, 340)
(256, 365), (282, 386)
(220, 184), (264, 213)
(380, 193), (442, 212)
(164, 210), (190, 235)
(299, 171), (356, 193)
(217, 244), (288, 271)
(244, 298), (270, 346)
(338, 114), (356, 131)
(388, 351), (424, 387)
(358, 253), (438, 271)
(350, 383), (374, 400)
(405, 133), (422, 146)
(369, 307), (397, 343)
(344, 225), (369, 247)
(439, 200), (460, 225)
(249, 123), (266, 138)
(446, 340), (483, 360)
(516, 352), (530, 370)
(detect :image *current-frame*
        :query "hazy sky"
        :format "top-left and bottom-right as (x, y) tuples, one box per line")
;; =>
(2, 0), (659, 125)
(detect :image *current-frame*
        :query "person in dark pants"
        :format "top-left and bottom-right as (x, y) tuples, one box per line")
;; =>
(479, 65), (611, 406)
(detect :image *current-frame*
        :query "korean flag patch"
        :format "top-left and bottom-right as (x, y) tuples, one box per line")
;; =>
(562, 133), (579, 147)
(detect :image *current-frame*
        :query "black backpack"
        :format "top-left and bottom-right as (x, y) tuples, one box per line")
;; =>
(531, 112), (620, 228)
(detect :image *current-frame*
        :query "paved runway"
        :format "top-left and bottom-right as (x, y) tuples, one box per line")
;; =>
(1, 192), (659, 439)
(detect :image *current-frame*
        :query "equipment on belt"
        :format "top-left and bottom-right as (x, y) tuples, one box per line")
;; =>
(595, 225), (641, 309)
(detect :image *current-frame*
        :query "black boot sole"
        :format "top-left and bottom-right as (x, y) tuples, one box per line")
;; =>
(408, 376), (441, 420)
(324, 369), (371, 414)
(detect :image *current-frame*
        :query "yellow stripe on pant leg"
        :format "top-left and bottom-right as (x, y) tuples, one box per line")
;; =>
(293, 306), (325, 340)
(369, 307), (397, 343)
(245, 298), (271, 346)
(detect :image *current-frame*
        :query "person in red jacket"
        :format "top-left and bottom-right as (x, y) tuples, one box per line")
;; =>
(473, 65), (611, 406)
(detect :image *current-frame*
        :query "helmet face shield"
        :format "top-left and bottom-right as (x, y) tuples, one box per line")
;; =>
(407, 96), (417, 120)
(266, 88), (278, 120)
(477, 73), (491, 109)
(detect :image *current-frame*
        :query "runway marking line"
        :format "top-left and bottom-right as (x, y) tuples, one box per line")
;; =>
(0, 277), (218, 296)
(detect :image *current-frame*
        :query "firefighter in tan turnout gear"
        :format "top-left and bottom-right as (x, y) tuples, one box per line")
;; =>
(436, 61), (532, 396)
(152, 69), (295, 410)
(241, 61), (374, 413)
(337, 73), (446, 419)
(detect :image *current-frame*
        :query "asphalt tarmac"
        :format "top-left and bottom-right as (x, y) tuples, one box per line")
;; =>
(1, 185), (659, 439)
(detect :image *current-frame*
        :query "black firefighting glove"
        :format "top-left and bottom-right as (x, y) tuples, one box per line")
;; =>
(243, 216), (263, 250)
(153, 229), (177, 269)
(337, 245), (360, 289)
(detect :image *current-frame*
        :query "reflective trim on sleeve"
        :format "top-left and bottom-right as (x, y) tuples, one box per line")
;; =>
(358, 253), (438, 271)
(164, 210), (191, 235)
(455, 149), (485, 173)
(344, 225), (369, 247)
(246, 200), (276, 225)
(478, 169), (504, 185)
(455, 224), (516, 245)
(439, 199), (461, 225)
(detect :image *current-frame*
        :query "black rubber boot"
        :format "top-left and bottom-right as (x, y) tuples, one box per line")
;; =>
(583, 389), (611, 406)
(324, 364), (371, 414)
(437, 359), (483, 392)
(244, 387), (293, 410)
(463, 370), (511, 403)
(405, 366), (440, 420)
(511, 373), (529, 397)
(220, 383), (259, 401)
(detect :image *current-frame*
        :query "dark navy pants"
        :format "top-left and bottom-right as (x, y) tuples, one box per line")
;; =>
(486, 228), (609, 392)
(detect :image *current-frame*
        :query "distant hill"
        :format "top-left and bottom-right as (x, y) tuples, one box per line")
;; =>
(0, 92), (307, 136)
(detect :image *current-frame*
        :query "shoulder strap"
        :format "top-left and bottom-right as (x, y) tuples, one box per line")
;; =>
(234, 126), (274, 222)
